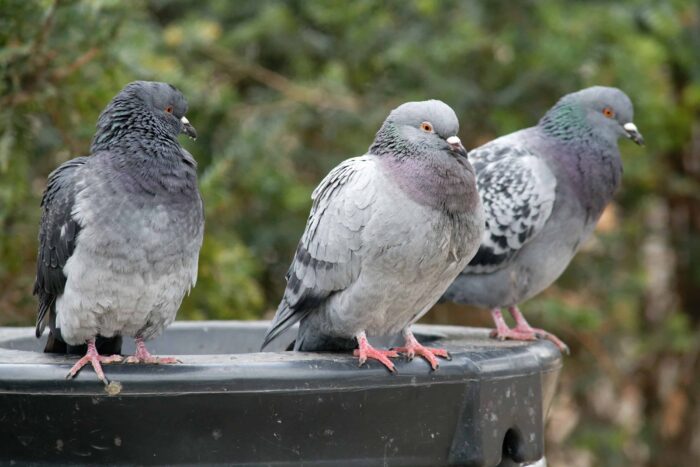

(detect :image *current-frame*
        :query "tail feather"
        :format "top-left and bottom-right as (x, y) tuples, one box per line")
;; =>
(35, 298), (54, 338)
(43, 331), (68, 353)
(260, 302), (311, 351)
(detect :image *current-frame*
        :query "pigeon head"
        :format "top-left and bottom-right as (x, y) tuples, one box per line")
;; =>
(540, 86), (644, 146)
(92, 81), (197, 152)
(370, 100), (467, 159)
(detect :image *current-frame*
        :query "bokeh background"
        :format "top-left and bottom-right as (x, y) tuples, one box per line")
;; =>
(1, 0), (699, 465)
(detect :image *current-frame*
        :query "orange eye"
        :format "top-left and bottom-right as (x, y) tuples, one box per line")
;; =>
(165, 106), (174, 114)
(420, 121), (434, 133)
(602, 107), (615, 118)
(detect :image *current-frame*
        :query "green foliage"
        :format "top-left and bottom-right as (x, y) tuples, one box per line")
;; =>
(1, 1), (699, 465)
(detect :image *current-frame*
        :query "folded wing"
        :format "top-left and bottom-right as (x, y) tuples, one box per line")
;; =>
(464, 145), (556, 274)
(261, 156), (377, 348)
(34, 157), (88, 338)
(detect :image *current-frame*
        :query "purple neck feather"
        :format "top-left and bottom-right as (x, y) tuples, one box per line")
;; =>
(378, 150), (479, 215)
(540, 127), (623, 218)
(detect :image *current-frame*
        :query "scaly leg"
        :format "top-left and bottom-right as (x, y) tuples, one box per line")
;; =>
(508, 306), (569, 354)
(66, 339), (123, 384)
(393, 328), (451, 370)
(124, 337), (181, 364)
(489, 307), (569, 354)
(353, 331), (399, 372)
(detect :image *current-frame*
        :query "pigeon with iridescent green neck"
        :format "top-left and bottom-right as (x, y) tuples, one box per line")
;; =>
(442, 86), (644, 352)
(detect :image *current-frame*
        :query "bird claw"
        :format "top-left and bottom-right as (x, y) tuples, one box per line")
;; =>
(394, 330), (451, 371)
(124, 355), (181, 364)
(489, 307), (569, 354)
(124, 337), (182, 365)
(490, 327), (569, 354)
(66, 352), (123, 384)
(353, 347), (398, 372)
(491, 328), (538, 341)
(533, 329), (569, 354)
(125, 338), (181, 365)
(393, 344), (450, 371)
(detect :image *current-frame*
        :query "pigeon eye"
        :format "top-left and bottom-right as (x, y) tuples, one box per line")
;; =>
(420, 122), (434, 133)
(165, 106), (174, 114)
(602, 107), (615, 118)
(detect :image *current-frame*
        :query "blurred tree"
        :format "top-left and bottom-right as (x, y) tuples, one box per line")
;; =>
(1, 0), (698, 465)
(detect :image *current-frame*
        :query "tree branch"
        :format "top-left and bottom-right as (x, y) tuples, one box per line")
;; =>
(202, 46), (359, 113)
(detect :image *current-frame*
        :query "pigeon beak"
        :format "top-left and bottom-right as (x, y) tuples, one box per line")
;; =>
(180, 116), (198, 140)
(447, 136), (468, 158)
(623, 122), (644, 146)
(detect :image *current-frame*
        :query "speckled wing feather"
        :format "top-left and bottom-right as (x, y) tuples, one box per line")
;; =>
(464, 144), (556, 273)
(261, 156), (376, 348)
(33, 157), (88, 338)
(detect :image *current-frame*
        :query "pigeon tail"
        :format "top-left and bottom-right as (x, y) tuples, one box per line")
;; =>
(260, 302), (312, 351)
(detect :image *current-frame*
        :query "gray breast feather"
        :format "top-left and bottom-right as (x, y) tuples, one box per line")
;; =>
(38, 149), (204, 345)
(262, 156), (376, 348)
(465, 144), (556, 273)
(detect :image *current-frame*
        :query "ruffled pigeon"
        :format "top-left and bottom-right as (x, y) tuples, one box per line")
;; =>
(34, 81), (204, 384)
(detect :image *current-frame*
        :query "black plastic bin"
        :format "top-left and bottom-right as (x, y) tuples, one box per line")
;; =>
(0, 321), (560, 466)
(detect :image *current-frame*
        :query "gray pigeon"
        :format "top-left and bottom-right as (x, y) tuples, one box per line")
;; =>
(442, 86), (644, 352)
(34, 81), (204, 384)
(261, 100), (484, 371)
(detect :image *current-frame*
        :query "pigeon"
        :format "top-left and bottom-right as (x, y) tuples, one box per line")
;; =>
(261, 100), (484, 371)
(442, 86), (644, 352)
(34, 81), (204, 384)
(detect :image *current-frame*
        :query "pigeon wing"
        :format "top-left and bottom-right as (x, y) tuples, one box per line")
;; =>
(261, 156), (377, 348)
(464, 144), (556, 273)
(33, 157), (88, 338)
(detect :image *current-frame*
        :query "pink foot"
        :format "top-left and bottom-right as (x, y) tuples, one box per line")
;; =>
(490, 307), (570, 354)
(490, 326), (539, 341)
(353, 332), (398, 372)
(124, 338), (181, 364)
(66, 339), (123, 384)
(393, 330), (451, 370)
